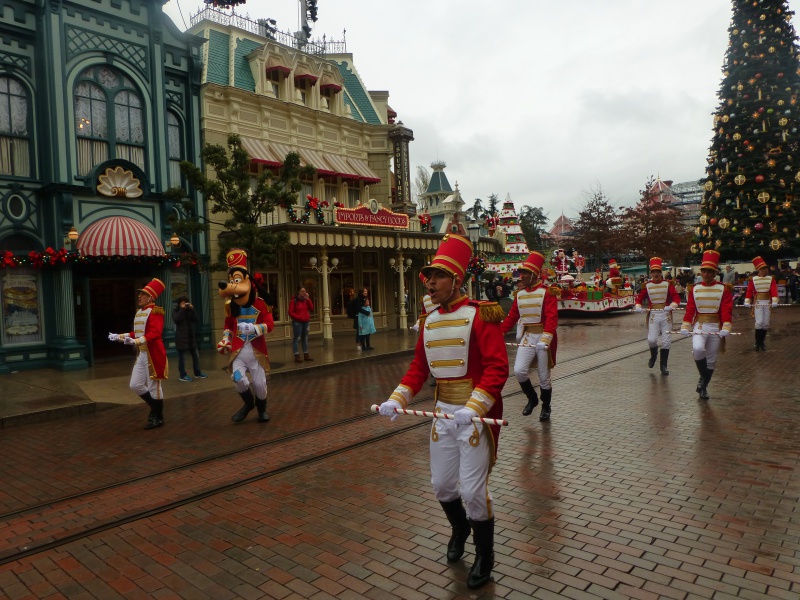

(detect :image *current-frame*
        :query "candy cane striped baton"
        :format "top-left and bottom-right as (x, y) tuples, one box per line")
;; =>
(370, 404), (509, 426)
(670, 330), (742, 336)
(505, 342), (550, 348)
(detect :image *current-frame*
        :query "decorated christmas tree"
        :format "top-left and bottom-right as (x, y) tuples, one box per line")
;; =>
(697, 0), (800, 259)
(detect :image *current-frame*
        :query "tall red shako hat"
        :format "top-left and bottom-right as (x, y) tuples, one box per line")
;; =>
(700, 249), (721, 270)
(752, 256), (768, 271)
(520, 251), (546, 275)
(226, 248), (249, 273)
(421, 234), (473, 280)
(649, 257), (663, 271)
(140, 278), (165, 300)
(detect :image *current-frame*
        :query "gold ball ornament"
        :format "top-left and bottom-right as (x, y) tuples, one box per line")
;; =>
(714, 189), (721, 198)
(737, 84), (744, 91)
(733, 132), (742, 140)
(769, 47), (776, 53)
(699, 214), (708, 225)
(779, 117), (788, 126)
(758, 191), (770, 203)
(770, 239), (782, 251)
(716, 240), (723, 249)
(690, 244), (699, 254)
(795, 171), (800, 182)
(719, 218), (730, 229)
(760, 14), (766, 20)
(704, 180), (714, 191)
(734, 174), (746, 185)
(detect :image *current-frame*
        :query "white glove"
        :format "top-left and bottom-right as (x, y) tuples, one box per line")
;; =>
(634, 305), (643, 313)
(663, 305), (673, 312)
(123, 336), (136, 345)
(744, 300), (751, 307)
(772, 302), (778, 308)
(378, 400), (402, 421)
(108, 333), (120, 342)
(680, 328), (690, 337)
(718, 329), (730, 338)
(411, 322), (420, 332)
(453, 407), (477, 426)
(536, 341), (548, 350)
(237, 322), (256, 335)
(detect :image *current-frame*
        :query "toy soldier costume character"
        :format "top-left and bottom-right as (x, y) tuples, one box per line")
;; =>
(378, 234), (508, 590)
(108, 278), (168, 429)
(217, 249), (275, 423)
(744, 256), (778, 351)
(680, 250), (733, 400)
(634, 257), (681, 375)
(500, 251), (559, 420)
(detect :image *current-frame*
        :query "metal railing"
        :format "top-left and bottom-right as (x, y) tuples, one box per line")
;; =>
(190, 7), (346, 56)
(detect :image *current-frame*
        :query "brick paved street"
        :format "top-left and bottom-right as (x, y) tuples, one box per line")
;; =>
(1, 307), (799, 599)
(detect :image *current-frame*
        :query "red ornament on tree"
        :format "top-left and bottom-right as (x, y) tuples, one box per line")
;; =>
(755, 174), (765, 183)
(755, 222), (764, 231)
(710, 218), (718, 225)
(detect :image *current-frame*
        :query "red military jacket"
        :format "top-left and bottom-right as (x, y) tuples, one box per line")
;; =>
(222, 297), (274, 372)
(683, 282), (733, 329)
(634, 280), (681, 307)
(394, 296), (508, 457)
(128, 304), (167, 380)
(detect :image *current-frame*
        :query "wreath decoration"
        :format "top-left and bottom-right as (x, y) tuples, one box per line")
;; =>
(466, 254), (487, 276)
(287, 195), (330, 224)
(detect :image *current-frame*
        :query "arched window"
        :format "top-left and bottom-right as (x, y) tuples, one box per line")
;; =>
(74, 66), (145, 176)
(167, 111), (184, 188)
(0, 77), (31, 177)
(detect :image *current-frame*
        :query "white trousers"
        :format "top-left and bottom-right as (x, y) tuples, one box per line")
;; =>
(231, 343), (268, 400)
(129, 351), (163, 400)
(430, 401), (493, 521)
(647, 310), (673, 349)
(753, 301), (771, 330)
(513, 332), (551, 390)
(692, 322), (722, 370)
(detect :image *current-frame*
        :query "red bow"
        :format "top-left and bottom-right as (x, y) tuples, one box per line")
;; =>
(2, 250), (16, 267)
(308, 197), (319, 209)
(253, 272), (265, 287)
(28, 250), (43, 268)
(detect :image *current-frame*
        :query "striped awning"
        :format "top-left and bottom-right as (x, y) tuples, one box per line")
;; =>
(325, 153), (360, 180)
(77, 216), (164, 257)
(297, 148), (336, 175)
(346, 157), (381, 183)
(240, 137), (283, 166)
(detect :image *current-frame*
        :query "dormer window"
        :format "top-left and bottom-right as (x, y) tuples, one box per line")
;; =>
(265, 59), (289, 99)
(294, 68), (317, 107)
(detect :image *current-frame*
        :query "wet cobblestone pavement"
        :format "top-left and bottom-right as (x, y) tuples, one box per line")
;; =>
(1, 307), (799, 599)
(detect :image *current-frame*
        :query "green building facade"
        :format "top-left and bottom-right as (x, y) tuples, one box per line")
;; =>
(0, 0), (208, 372)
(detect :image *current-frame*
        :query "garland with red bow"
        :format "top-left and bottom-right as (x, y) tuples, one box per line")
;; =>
(0, 248), (202, 270)
(285, 195), (330, 224)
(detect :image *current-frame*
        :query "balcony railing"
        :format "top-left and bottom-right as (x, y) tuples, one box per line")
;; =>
(190, 7), (346, 56)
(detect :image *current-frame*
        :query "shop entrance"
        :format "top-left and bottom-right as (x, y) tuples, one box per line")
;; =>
(74, 277), (143, 364)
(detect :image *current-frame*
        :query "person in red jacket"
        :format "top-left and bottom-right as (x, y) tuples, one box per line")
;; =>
(744, 256), (779, 351)
(288, 286), (314, 363)
(634, 257), (681, 375)
(217, 249), (275, 423)
(108, 278), (168, 429)
(680, 250), (733, 400)
(378, 233), (508, 590)
(500, 251), (559, 420)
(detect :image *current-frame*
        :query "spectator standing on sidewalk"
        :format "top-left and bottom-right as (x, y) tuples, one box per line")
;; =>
(347, 287), (370, 351)
(722, 264), (736, 285)
(108, 278), (168, 429)
(288, 286), (314, 363)
(357, 298), (376, 350)
(681, 250), (733, 400)
(378, 233), (508, 590)
(788, 268), (799, 303)
(173, 295), (206, 382)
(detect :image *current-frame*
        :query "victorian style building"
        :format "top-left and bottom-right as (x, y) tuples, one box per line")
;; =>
(0, 0), (209, 373)
(187, 8), (500, 341)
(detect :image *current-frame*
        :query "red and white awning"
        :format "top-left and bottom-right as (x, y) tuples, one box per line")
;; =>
(77, 216), (164, 257)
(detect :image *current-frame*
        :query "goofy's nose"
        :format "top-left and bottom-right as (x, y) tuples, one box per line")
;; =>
(218, 281), (228, 290)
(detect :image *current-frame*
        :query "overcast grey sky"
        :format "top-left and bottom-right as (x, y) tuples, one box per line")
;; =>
(163, 0), (788, 226)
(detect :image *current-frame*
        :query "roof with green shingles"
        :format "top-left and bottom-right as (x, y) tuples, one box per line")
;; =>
(335, 61), (381, 125)
(341, 90), (365, 123)
(426, 170), (453, 195)
(234, 37), (262, 92)
(206, 30), (230, 86)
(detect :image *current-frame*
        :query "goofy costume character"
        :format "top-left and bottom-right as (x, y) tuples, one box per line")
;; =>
(108, 278), (168, 430)
(217, 249), (274, 423)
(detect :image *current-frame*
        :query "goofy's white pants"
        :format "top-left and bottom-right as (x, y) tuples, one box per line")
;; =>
(231, 343), (268, 400)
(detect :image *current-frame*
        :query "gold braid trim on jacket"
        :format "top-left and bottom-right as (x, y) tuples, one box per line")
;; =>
(152, 306), (165, 315)
(478, 302), (505, 324)
(418, 313), (429, 326)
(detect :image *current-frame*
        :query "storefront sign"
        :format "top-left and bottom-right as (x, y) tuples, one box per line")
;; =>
(335, 203), (409, 229)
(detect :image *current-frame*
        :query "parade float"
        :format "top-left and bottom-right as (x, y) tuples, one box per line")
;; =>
(549, 255), (636, 315)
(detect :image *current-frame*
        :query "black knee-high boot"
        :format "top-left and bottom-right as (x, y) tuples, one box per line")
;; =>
(232, 389), (255, 422)
(539, 388), (552, 421)
(440, 499), (470, 562)
(659, 349), (670, 376)
(758, 329), (767, 351)
(695, 358), (708, 392)
(467, 518), (494, 589)
(139, 392), (155, 426)
(754, 330), (761, 350)
(255, 398), (270, 422)
(648, 346), (658, 368)
(519, 379), (539, 416)
(144, 399), (164, 429)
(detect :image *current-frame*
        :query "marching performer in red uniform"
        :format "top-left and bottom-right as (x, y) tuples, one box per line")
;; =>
(500, 251), (559, 420)
(744, 256), (778, 351)
(680, 250), (734, 400)
(217, 249), (275, 423)
(635, 257), (681, 375)
(378, 234), (508, 589)
(108, 278), (168, 429)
